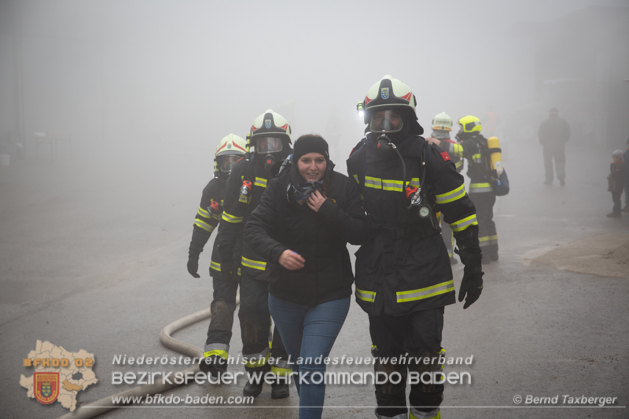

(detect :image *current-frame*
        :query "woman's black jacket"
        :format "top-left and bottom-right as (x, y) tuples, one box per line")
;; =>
(243, 169), (371, 306)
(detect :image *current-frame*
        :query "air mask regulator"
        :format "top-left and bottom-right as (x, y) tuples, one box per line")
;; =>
(377, 134), (433, 220)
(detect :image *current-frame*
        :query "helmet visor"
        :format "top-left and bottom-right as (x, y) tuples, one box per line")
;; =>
(255, 136), (283, 154)
(217, 155), (240, 173)
(369, 110), (404, 134)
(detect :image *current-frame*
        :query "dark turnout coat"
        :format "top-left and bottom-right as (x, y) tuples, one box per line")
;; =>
(244, 167), (371, 306)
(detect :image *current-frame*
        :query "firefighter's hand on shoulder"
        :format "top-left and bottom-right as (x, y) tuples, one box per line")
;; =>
(187, 253), (201, 278)
(455, 247), (484, 309)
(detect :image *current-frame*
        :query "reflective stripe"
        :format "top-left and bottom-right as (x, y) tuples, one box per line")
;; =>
(410, 407), (441, 419)
(356, 287), (376, 302)
(270, 366), (292, 377)
(222, 211), (243, 223)
(469, 182), (493, 193)
(378, 414), (407, 419)
(409, 177), (420, 188)
(194, 219), (215, 233)
(472, 153), (482, 163)
(244, 348), (270, 368)
(364, 176), (382, 189)
(197, 206), (210, 218)
(203, 349), (229, 360)
(210, 261), (221, 271)
(203, 343), (229, 360)
(479, 235), (498, 246)
(396, 280), (454, 303)
(448, 143), (463, 158)
(455, 160), (463, 169)
(239, 194), (251, 204)
(254, 177), (267, 188)
(435, 184), (465, 204)
(382, 179), (404, 192)
(242, 256), (267, 271)
(353, 174), (360, 184)
(450, 214), (478, 232)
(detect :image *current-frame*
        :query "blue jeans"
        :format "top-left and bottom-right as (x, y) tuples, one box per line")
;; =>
(268, 294), (350, 419)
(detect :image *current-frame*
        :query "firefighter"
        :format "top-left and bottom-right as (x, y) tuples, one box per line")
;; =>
(427, 115), (499, 263)
(426, 112), (462, 264)
(216, 110), (292, 399)
(187, 134), (246, 376)
(348, 75), (483, 419)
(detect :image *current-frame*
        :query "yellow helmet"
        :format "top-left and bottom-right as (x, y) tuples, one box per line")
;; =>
(458, 115), (482, 134)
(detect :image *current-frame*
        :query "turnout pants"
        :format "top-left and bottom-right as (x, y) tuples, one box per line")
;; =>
(469, 192), (498, 259)
(369, 308), (445, 419)
(239, 275), (290, 377)
(204, 276), (238, 360)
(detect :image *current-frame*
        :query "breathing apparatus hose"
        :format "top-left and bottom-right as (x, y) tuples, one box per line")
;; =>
(56, 296), (239, 419)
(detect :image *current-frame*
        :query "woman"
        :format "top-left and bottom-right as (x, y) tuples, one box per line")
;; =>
(244, 135), (371, 418)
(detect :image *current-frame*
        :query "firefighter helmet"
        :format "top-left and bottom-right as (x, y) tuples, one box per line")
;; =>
(250, 109), (292, 154)
(458, 115), (482, 134)
(214, 134), (246, 177)
(432, 112), (453, 131)
(363, 75), (422, 135)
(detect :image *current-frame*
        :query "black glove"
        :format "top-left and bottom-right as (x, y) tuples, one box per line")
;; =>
(455, 247), (484, 309)
(187, 254), (201, 278)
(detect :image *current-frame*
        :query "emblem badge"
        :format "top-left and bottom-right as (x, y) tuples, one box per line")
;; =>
(34, 372), (60, 405)
(381, 88), (389, 99)
(265, 119), (272, 129)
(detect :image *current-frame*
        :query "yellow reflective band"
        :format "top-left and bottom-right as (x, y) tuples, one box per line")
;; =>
(479, 235), (498, 246)
(353, 174), (360, 184)
(470, 182), (491, 188)
(210, 261), (221, 271)
(410, 407), (441, 419)
(472, 153), (482, 161)
(449, 143), (463, 158)
(241, 256), (267, 271)
(238, 267), (241, 276)
(194, 219), (215, 233)
(270, 366), (292, 377)
(364, 176), (382, 189)
(450, 214), (478, 232)
(203, 350), (228, 360)
(254, 177), (267, 188)
(244, 352), (270, 368)
(356, 287), (376, 302)
(409, 177), (420, 188)
(222, 211), (243, 224)
(396, 280), (454, 303)
(436, 183), (465, 204)
(382, 179), (404, 191)
(197, 206), (210, 218)
(239, 194), (251, 204)
(455, 160), (463, 169)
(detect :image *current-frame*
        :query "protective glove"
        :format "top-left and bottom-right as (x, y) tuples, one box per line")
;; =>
(455, 247), (484, 309)
(187, 255), (201, 278)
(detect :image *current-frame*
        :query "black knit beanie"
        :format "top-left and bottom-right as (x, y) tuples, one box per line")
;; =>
(292, 135), (329, 162)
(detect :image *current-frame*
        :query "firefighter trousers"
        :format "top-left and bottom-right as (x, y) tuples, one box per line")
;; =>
(369, 307), (444, 419)
(469, 192), (498, 259)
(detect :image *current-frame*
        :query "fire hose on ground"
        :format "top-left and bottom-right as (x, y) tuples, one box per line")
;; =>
(57, 297), (239, 419)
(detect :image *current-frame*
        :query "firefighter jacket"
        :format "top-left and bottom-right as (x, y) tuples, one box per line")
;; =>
(443, 134), (495, 194)
(188, 177), (226, 277)
(244, 166), (372, 306)
(428, 137), (463, 173)
(217, 154), (278, 282)
(346, 132), (480, 316)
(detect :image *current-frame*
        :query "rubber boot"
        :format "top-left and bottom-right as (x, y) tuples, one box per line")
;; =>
(271, 382), (290, 399)
(243, 379), (264, 398)
(199, 355), (227, 378)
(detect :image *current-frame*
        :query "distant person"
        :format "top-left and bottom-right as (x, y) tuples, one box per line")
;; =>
(244, 135), (372, 419)
(607, 150), (626, 218)
(622, 140), (629, 212)
(538, 108), (570, 186)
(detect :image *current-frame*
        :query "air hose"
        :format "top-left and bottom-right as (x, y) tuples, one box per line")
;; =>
(56, 296), (239, 419)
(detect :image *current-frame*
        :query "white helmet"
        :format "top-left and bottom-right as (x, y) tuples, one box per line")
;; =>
(250, 109), (292, 154)
(432, 112), (453, 131)
(214, 133), (246, 177)
(363, 75), (423, 135)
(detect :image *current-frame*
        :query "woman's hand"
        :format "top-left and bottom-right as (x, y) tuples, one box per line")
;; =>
(279, 250), (305, 270)
(307, 190), (326, 212)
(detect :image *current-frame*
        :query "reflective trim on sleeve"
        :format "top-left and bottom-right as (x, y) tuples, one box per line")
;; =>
(254, 177), (267, 188)
(356, 287), (376, 303)
(469, 182), (493, 193)
(409, 177), (420, 188)
(448, 143), (463, 158)
(241, 256), (267, 271)
(455, 160), (463, 170)
(396, 280), (454, 303)
(364, 176), (382, 189)
(352, 174), (360, 184)
(197, 206), (210, 218)
(194, 219), (215, 233)
(435, 183), (466, 204)
(222, 211), (244, 224)
(210, 261), (221, 271)
(450, 214), (478, 232)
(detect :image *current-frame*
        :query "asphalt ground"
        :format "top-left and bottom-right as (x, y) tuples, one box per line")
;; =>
(0, 137), (628, 419)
